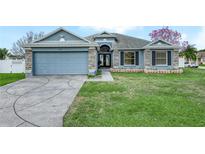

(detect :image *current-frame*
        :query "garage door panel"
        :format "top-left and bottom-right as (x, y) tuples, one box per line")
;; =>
(34, 52), (88, 75)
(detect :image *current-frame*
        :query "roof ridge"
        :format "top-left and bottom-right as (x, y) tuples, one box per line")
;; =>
(111, 33), (150, 42)
(85, 33), (100, 38)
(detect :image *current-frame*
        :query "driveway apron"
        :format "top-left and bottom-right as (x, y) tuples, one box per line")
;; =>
(0, 75), (86, 127)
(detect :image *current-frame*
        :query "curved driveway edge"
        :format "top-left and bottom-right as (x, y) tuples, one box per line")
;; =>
(0, 75), (86, 127)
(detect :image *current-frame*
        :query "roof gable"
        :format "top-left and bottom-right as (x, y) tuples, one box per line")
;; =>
(147, 40), (172, 46)
(34, 27), (89, 43)
(101, 31), (111, 35)
(94, 31), (117, 40)
(86, 33), (150, 49)
(143, 39), (180, 49)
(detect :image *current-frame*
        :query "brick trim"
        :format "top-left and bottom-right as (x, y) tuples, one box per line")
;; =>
(110, 68), (183, 74)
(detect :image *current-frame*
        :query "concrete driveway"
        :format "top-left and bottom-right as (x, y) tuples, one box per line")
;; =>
(0, 75), (86, 127)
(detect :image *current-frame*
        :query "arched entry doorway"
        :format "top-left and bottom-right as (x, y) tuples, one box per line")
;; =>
(98, 45), (112, 68)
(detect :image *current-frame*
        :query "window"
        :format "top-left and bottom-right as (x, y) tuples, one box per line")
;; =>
(124, 52), (135, 65)
(100, 45), (110, 52)
(156, 51), (167, 65)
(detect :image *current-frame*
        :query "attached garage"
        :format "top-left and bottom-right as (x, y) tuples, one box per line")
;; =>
(24, 27), (98, 76)
(33, 51), (88, 75)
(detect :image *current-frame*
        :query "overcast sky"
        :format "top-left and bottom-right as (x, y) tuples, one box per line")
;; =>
(0, 26), (205, 50)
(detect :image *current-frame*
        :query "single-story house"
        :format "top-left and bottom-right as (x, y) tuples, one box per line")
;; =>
(6, 54), (24, 60)
(198, 50), (205, 64)
(24, 27), (181, 76)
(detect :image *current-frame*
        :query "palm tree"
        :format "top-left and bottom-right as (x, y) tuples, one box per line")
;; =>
(179, 45), (198, 64)
(0, 48), (9, 60)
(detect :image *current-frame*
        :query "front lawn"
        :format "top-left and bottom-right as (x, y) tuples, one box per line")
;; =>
(64, 69), (205, 127)
(0, 73), (25, 86)
(199, 64), (205, 67)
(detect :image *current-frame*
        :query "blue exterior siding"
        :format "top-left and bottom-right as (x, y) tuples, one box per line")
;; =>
(40, 30), (86, 42)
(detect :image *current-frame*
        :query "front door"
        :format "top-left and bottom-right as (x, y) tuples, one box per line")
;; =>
(98, 54), (111, 68)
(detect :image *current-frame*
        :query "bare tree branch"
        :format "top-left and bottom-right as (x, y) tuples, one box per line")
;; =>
(11, 31), (44, 57)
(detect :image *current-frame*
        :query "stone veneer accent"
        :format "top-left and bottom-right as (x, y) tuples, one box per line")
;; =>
(25, 48), (32, 74)
(172, 49), (179, 68)
(88, 47), (97, 74)
(113, 48), (120, 67)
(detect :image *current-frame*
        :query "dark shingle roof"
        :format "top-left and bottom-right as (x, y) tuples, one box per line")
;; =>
(94, 31), (117, 39)
(85, 33), (150, 49)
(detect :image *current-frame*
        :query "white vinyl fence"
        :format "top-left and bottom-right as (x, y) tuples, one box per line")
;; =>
(0, 60), (25, 73)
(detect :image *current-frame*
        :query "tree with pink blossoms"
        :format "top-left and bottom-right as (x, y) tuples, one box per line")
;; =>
(149, 27), (198, 63)
(149, 26), (189, 51)
(181, 41), (189, 51)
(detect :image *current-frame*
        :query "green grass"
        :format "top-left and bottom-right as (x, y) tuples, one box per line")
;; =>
(64, 68), (205, 127)
(0, 73), (25, 86)
(199, 64), (205, 67)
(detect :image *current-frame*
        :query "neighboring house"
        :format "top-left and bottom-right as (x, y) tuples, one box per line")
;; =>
(198, 50), (205, 64)
(179, 56), (198, 68)
(24, 27), (181, 76)
(6, 54), (24, 60)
